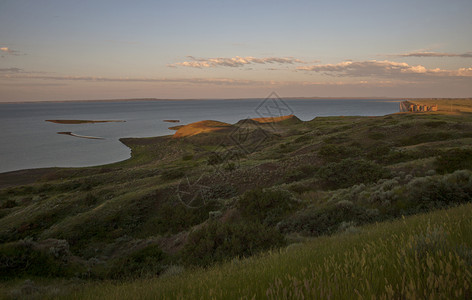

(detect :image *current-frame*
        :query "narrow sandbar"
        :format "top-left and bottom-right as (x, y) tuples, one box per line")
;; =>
(46, 120), (125, 124)
(57, 132), (105, 140)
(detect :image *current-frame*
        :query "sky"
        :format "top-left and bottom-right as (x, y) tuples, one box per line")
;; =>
(1, 0), (471, 102)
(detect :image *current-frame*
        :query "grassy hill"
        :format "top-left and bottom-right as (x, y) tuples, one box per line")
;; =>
(69, 203), (472, 299)
(1, 101), (472, 298)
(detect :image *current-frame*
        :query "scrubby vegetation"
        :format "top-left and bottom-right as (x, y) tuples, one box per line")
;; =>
(51, 203), (472, 299)
(1, 104), (472, 298)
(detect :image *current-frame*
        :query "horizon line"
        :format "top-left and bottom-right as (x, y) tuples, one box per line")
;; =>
(2, 96), (471, 104)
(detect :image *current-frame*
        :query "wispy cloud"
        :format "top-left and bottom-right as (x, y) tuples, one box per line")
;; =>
(169, 56), (306, 68)
(0, 47), (23, 56)
(0, 67), (23, 73)
(0, 74), (270, 86)
(297, 60), (472, 78)
(0, 73), (366, 88)
(391, 51), (472, 58)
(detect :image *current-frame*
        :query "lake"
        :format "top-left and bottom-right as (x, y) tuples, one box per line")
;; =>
(0, 98), (400, 173)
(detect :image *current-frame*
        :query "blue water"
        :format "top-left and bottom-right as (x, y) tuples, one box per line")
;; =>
(0, 99), (400, 173)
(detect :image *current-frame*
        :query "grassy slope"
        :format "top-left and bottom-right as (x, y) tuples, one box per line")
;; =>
(66, 203), (472, 299)
(1, 101), (472, 298)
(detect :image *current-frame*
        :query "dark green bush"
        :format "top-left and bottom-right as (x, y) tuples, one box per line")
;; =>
(0, 241), (67, 278)
(278, 201), (377, 236)
(207, 153), (223, 165)
(160, 169), (185, 180)
(294, 134), (311, 143)
(316, 158), (390, 189)
(399, 170), (472, 213)
(368, 132), (386, 140)
(148, 199), (222, 234)
(424, 120), (447, 128)
(1, 199), (17, 209)
(398, 132), (453, 146)
(182, 221), (285, 266)
(285, 165), (318, 182)
(237, 188), (300, 225)
(182, 154), (194, 161)
(84, 193), (98, 206)
(435, 149), (472, 174)
(101, 244), (166, 279)
(318, 144), (360, 162)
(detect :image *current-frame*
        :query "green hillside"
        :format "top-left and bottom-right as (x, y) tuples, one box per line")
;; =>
(70, 202), (472, 299)
(1, 104), (472, 298)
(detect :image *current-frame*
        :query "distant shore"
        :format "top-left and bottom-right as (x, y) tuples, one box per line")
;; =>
(1, 97), (471, 104)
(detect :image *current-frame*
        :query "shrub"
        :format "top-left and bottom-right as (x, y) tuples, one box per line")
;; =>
(435, 148), (472, 174)
(101, 244), (166, 279)
(398, 132), (453, 146)
(278, 201), (377, 236)
(1, 199), (17, 209)
(318, 144), (360, 162)
(149, 198), (222, 234)
(0, 240), (71, 278)
(237, 188), (300, 225)
(424, 120), (447, 128)
(368, 132), (386, 140)
(182, 154), (194, 161)
(328, 170), (472, 217)
(316, 158), (390, 190)
(182, 221), (285, 266)
(160, 169), (185, 180)
(401, 170), (472, 212)
(285, 165), (317, 182)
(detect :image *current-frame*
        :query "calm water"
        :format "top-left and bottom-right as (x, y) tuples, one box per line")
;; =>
(0, 99), (400, 173)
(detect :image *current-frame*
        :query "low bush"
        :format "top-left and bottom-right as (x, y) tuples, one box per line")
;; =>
(424, 120), (447, 128)
(182, 221), (285, 266)
(182, 154), (194, 161)
(398, 132), (453, 146)
(147, 198), (222, 234)
(160, 169), (185, 180)
(435, 148), (472, 174)
(329, 170), (472, 217)
(284, 165), (317, 182)
(278, 201), (378, 236)
(318, 144), (360, 162)
(0, 199), (17, 209)
(0, 240), (73, 278)
(100, 244), (166, 279)
(367, 132), (386, 140)
(316, 158), (390, 189)
(237, 188), (300, 226)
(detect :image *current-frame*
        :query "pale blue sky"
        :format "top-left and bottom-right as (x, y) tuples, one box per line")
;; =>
(1, 0), (471, 101)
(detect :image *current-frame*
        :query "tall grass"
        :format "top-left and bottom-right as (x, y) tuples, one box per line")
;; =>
(68, 203), (472, 299)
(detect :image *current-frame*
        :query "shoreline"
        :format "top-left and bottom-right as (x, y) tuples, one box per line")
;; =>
(1, 98), (462, 176)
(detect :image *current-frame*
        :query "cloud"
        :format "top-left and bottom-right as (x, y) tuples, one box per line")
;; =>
(0, 73), (365, 88)
(0, 74), (271, 86)
(0, 47), (23, 56)
(0, 67), (23, 73)
(297, 60), (472, 78)
(169, 56), (305, 68)
(392, 51), (472, 58)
